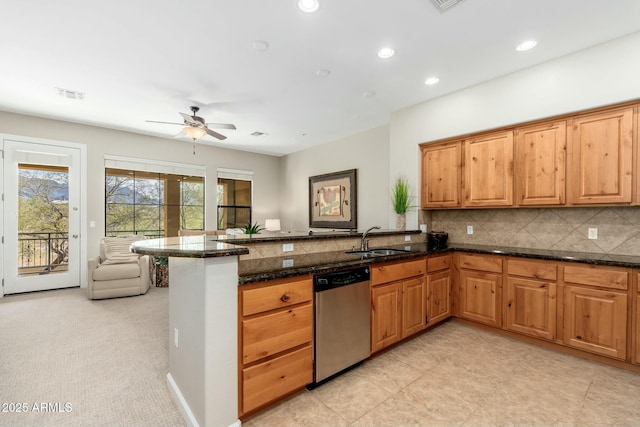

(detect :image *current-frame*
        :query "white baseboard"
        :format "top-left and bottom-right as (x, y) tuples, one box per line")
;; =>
(167, 373), (199, 427)
(167, 373), (241, 427)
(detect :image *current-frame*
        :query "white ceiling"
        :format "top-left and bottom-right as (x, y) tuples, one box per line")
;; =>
(1, 0), (640, 157)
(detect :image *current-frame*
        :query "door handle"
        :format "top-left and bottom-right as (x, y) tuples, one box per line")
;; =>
(72, 234), (79, 239)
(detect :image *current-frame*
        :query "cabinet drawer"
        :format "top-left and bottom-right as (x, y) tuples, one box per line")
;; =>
(563, 265), (628, 290)
(242, 303), (312, 364)
(242, 345), (312, 414)
(507, 259), (557, 280)
(458, 254), (503, 273)
(427, 255), (451, 273)
(241, 277), (312, 316)
(371, 258), (426, 286)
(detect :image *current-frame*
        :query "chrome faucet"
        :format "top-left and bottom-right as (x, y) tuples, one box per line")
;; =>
(361, 226), (381, 251)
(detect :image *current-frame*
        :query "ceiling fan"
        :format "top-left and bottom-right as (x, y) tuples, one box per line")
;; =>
(146, 106), (236, 141)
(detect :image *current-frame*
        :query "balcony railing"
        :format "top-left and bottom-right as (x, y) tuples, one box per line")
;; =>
(18, 230), (166, 275)
(18, 232), (69, 275)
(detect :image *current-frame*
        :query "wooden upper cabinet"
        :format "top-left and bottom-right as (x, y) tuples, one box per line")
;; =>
(421, 141), (462, 208)
(514, 121), (566, 206)
(567, 107), (633, 205)
(464, 131), (514, 207)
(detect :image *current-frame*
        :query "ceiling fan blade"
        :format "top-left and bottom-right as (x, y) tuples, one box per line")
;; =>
(179, 112), (197, 125)
(146, 120), (183, 125)
(206, 123), (237, 130)
(206, 128), (227, 140)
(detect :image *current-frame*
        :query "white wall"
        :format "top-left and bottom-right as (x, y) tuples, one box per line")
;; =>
(389, 31), (640, 230)
(279, 125), (390, 231)
(0, 111), (281, 261)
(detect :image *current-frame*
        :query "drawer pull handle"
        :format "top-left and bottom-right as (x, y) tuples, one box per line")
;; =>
(280, 294), (290, 302)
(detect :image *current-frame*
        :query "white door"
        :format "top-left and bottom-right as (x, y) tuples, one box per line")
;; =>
(3, 139), (82, 294)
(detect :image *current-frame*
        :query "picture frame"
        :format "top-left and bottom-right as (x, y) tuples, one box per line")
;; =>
(309, 169), (357, 229)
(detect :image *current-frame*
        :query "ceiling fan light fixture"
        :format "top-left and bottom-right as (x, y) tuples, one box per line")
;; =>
(183, 126), (207, 141)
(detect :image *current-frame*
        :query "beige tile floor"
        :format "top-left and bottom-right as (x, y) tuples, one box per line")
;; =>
(244, 321), (640, 427)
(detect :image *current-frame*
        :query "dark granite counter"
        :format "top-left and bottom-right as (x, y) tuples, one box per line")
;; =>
(131, 235), (249, 258)
(215, 229), (421, 244)
(238, 242), (640, 284)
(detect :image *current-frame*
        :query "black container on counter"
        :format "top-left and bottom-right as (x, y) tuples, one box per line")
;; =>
(427, 231), (448, 251)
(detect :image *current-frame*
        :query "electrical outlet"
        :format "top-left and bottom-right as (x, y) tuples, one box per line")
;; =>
(405, 235), (411, 242)
(174, 328), (179, 348)
(282, 259), (294, 268)
(419, 224), (427, 233)
(282, 243), (294, 252)
(588, 228), (598, 240)
(467, 225), (474, 235)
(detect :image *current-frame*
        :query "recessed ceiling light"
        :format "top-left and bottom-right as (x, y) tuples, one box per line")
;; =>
(377, 48), (395, 59)
(315, 69), (330, 78)
(516, 40), (537, 51)
(298, 0), (319, 13)
(424, 77), (440, 86)
(251, 40), (269, 51)
(363, 91), (376, 98)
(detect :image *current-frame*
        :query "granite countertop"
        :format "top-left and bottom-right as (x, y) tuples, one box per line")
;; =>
(238, 242), (640, 284)
(215, 228), (421, 244)
(130, 236), (249, 258)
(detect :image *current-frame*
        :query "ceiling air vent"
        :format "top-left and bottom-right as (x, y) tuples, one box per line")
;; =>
(429, 0), (465, 12)
(56, 87), (85, 100)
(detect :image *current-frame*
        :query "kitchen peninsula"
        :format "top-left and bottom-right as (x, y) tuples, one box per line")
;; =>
(131, 230), (422, 427)
(133, 231), (640, 427)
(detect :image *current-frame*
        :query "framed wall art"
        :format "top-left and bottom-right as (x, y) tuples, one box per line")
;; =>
(309, 169), (357, 229)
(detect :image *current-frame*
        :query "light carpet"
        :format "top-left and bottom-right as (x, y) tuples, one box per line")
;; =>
(0, 286), (185, 427)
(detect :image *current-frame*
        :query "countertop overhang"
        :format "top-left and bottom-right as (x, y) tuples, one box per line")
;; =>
(130, 236), (249, 258)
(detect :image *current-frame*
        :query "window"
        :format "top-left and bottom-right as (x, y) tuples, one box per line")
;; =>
(217, 169), (253, 229)
(105, 168), (204, 237)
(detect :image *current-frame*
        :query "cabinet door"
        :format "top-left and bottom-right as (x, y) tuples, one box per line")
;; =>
(464, 131), (514, 207)
(567, 107), (633, 205)
(427, 270), (451, 326)
(505, 277), (556, 340)
(459, 270), (502, 327)
(371, 281), (403, 353)
(402, 276), (426, 338)
(635, 293), (640, 365)
(515, 121), (566, 206)
(421, 141), (462, 208)
(242, 303), (313, 364)
(242, 345), (312, 414)
(563, 285), (627, 360)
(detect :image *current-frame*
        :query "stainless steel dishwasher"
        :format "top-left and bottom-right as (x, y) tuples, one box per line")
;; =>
(310, 267), (371, 387)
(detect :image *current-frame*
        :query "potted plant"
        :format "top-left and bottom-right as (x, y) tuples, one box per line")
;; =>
(242, 222), (265, 235)
(391, 176), (416, 230)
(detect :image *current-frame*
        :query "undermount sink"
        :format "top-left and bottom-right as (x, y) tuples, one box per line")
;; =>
(345, 248), (411, 257)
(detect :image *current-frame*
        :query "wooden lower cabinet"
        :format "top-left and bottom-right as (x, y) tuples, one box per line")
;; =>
(426, 269), (451, 326)
(239, 276), (313, 417)
(242, 345), (312, 413)
(563, 285), (628, 360)
(402, 277), (427, 337)
(371, 281), (403, 353)
(371, 258), (427, 354)
(635, 294), (640, 365)
(459, 269), (502, 327)
(505, 277), (556, 341)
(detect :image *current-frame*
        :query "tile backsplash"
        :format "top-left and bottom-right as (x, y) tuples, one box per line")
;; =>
(431, 207), (640, 256)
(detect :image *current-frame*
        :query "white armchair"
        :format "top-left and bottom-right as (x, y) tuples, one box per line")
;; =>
(87, 236), (151, 300)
